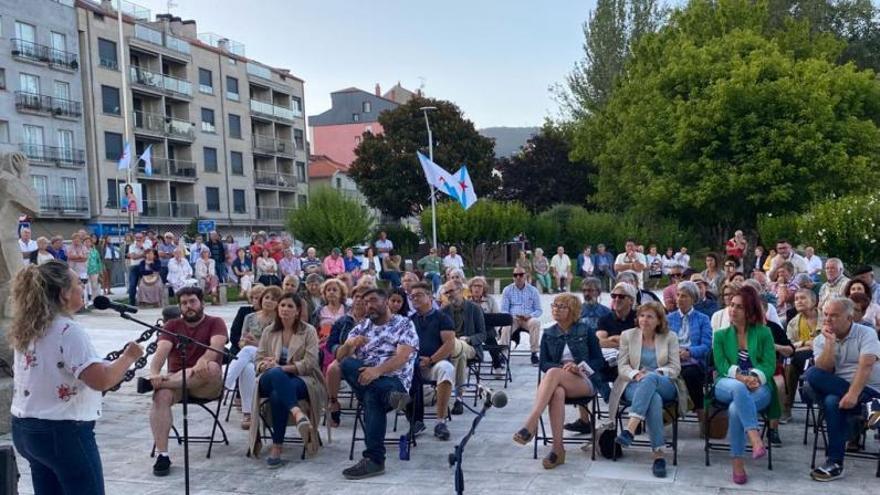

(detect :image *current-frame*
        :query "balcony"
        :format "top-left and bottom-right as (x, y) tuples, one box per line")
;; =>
(19, 143), (86, 168)
(133, 111), (195, 141)
(141, 200), (199, 219)
(137, 157), (197, 182)
(252, 134), (293, 155)
(132, 24), (191, 59)
(38, 195), (89, 215)
(130, 66), (192, 98)
(11, 39), (79, 71)
(256, 206), (293, 222)
(254, 169), (296, 190)
(15, 91), (82, 119)
(250, 99), (297, 122)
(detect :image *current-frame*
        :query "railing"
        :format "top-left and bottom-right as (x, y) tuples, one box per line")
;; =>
(132, 24), (190, 56)
(133, 111), (194, 140)
(252, 134), (293, 154)
(250, 99), (296, 121)
(137, 157), (197, 180)
(256, 206), (293, 221)
(141, 200), (199, 218)
(247, 62), (272, 80)
(198, 33), (246, 56)
(38, 195), (89, 214)
(14, 91), (82, 118)
(130, 66), (192, 97)
(254, 169), (296, 189)
(19, 143), (86, 167)
(11, 39), (79, 70)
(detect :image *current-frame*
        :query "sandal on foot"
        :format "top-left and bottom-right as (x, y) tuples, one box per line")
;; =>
(297, 416), (312, 446)
(542, 450), (565, 469)
(328, 399), (341, 427)
(240, 414), (252, 430)
(513, 427), (534, 445)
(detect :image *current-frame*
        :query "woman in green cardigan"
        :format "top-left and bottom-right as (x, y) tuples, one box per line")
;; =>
(712, 285), (778, 485)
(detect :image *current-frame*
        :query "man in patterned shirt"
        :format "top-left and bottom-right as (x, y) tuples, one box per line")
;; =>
(337, 288), (419, 480)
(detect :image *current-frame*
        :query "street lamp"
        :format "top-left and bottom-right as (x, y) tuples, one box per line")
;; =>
(420, 106), (438, 250)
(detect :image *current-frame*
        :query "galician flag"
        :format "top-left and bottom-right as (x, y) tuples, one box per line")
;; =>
(117, 142), (131, 171)
(140, 144), (153, 176)
(416, 152), (478, 209)
(455, 165), (477, 209)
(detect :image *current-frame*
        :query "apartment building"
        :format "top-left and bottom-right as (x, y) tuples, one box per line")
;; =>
(0, 0), (89, 234)
(76, 0), (308, 235)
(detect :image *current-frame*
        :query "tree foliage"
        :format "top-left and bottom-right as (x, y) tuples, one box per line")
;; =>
(495, 123), (597, 212)
(419, 200), (528, 272)
(287, 187), (375, 253)
(573, 0), (880, 244)
(798, 193), (880, 266)
(349, 97), (499, 219)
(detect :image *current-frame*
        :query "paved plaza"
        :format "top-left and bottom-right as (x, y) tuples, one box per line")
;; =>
(2, 294), (878, 494)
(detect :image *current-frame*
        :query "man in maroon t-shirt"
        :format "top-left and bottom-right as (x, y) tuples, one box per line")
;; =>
(143, 286), (227, 476)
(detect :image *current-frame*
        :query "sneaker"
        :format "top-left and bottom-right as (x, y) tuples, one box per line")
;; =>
(342, 457), (385, 480)
(778, 412), (793, 424)
(811, 460), (844, 482)
(768, 428), (782, 447)
(563, 419), (592, 434)
(266, 456), (287, 469)
(152, 454), (171, 477)
(137, 377), (154, 394)
(387, 391), (410, 412)
(866, 399), (880, 429)
(410, 420), (426, 437)
(434, 422), (450, 441)
(652, 458), (667, 478)
(615, 430), (634, 448)
(451, 400), (464, 416)
(530, 353), (539, 366)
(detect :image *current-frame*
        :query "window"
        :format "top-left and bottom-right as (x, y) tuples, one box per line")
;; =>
(233, 189), (246, 213)
(57, 129), (73, 159)
(200, 108), (215, 132)
(104, 131), (123, 160)
(292, 96), (302, 113)
(294, 128), (304, 150)
(205, 187), (220, 212)
(101, 85), (120, 114)
(97, 38), (118, 70)
(228, 114), (241, 138)
(225, 76), (239, 101)
(23, 125), (44, 147)
(0, 68), (6, 90)
(230, 151), (243, 175)
(0, 120), (9, 143)
(54, 81), (70, 101)
(198, 68), (213, 94)
(203, 147), (218, 173)
(106, 178), (119, 207)
(49, 32), (67, 65)
(352, 113), (359, 122)
(15, 22), (36, 43)
(32, 176), (49, 207)
(363, 101), (371, 113)
(19, 73), (39, 94)
(296, 161), (306, 182)
(61, 178), (77, 210)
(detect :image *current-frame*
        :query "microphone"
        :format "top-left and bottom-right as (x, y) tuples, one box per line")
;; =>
(477, 384), (507, 408)
(93, 295), (138, 314)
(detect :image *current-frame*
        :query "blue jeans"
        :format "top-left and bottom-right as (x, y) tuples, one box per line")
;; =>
(11, 417), (104, 495)
(341, 357), (405, 464)
(714, 378), (772, 457)
(425, 272), (442, 294)
(623, 373), (678, 450)
(805, 367), (880, 464)
(258, 367), (309, 445)
(127, 265), (140, 305)
(382, 271), (401, 289)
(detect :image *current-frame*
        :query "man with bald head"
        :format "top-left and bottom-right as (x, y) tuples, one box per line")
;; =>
(805, 297), (880, 482)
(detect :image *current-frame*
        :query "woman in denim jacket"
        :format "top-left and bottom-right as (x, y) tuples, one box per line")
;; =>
(513, 294), (605, 469)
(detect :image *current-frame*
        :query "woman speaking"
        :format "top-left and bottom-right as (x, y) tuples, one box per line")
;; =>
(8, 260), (143, 494)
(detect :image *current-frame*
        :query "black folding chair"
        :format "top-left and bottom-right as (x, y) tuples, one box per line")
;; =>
(613, 396), (680, 465)
(252, 398), (323, 460)
(807, 389), (880, 477)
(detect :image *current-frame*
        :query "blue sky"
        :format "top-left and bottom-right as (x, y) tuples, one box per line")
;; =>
(137, 0), (596, 127)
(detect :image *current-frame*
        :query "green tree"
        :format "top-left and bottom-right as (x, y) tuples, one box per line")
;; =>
(495, 123), (597, 212)
(420, 200), (528, 273)
(798, 193), (880, 266)
(573, 0), (880, 244)
(287, 187), (375, 253)
(349, 97), (499, 219)
(556, 0), (666, 117)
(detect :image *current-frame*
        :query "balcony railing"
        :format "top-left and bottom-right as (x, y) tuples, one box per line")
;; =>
(250, 99), (296, 121)
(130, 66), (192, 97)
(11, 39), (79, 70)
(133, 24), (191, 56)
(14, 91), (82, 118)
(133, 111), (195, 141)
(254, 169), (296, 189)
(137, 157), (197, 181)
(256, 206), (293, 221)
(19, 143), (86, 167)
(141, 200), (199, 218)
(252, 134), (293, 155)
(38, 195), (89, 214)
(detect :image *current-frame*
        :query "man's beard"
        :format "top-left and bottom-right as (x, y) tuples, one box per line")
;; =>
(184, 307), (204, 322)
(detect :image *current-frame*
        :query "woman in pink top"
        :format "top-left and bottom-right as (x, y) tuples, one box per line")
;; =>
(311, 278), (348, 342)
(322, 248), (345, 278)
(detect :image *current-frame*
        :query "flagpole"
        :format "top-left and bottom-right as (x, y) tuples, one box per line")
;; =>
(116, 0), (134, 229)
(420, 106), (438, 250)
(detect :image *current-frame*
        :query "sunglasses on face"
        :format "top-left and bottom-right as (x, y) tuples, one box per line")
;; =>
(513, 273), (525, 278)
(610, 294), (629, 300)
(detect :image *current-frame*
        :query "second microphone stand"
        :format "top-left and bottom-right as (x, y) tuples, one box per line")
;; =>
(448, 394), (499, 495)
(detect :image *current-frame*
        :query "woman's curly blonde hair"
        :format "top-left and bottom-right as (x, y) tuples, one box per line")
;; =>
(8, 260), (74, 352)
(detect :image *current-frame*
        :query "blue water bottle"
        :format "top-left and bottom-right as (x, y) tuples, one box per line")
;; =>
(398, 435), (410, 461)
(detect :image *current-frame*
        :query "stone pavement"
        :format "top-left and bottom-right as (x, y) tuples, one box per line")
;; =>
(2, 294), (879, 494)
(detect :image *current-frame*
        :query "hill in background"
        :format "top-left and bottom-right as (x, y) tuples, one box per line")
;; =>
(479, 127), (539, 158)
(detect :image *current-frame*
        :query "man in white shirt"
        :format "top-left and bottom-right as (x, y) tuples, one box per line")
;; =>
(769, 238), (808, 279)
(375, 231), (393, 259)
(18, 227), (37, 266)
(674, 246), (691, 270)
(804, 246), (823, 283)
(442, 246), (464, 272)
(549, 245), (572, 292)
(614, 239), (647, 289)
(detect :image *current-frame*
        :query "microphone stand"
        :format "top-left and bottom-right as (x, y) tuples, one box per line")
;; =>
(448, 395), (496, 495)
(117, 311), (236, 495)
